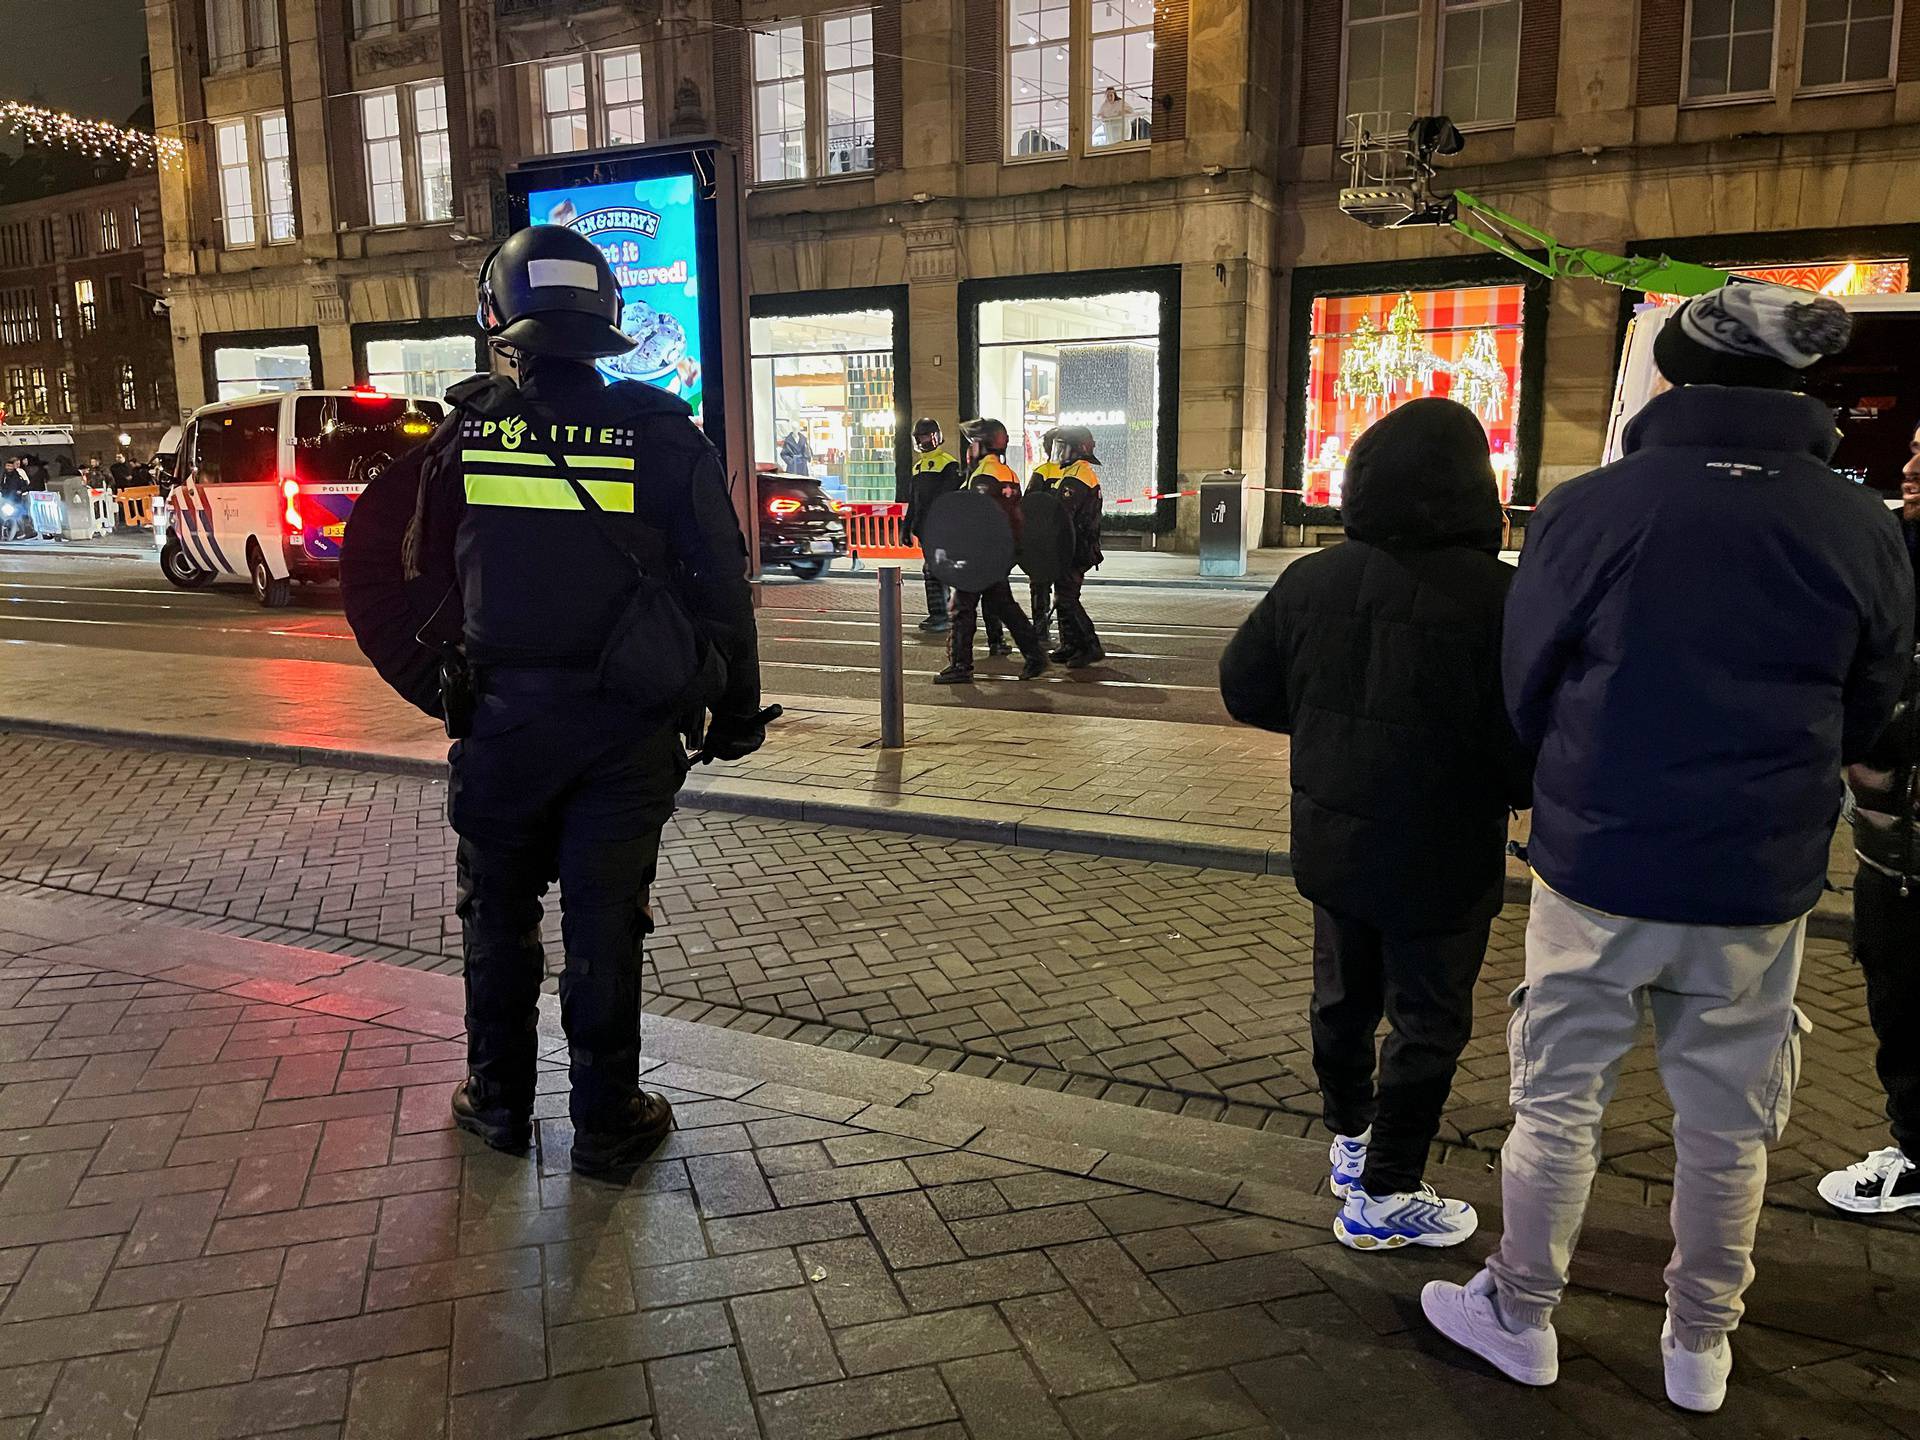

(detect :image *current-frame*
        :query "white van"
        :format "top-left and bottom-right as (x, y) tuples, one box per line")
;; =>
(159, 388), (443, 605)
(1605, 290), (1920, 508)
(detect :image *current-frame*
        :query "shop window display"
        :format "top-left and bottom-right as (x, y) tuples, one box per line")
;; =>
(213, 342), (313, 402)
(1643, 257), (1908, 306)
(976, 289), (1160, 513)
(1303, 284), (1524, 508)
(364, 333), (481, 401)
(750, 309), (897, 503)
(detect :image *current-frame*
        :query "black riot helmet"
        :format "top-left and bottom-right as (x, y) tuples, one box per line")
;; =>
(1054, 425), (1100, 465)
(911, 417), (943, 452)
(958, 417), (1009, 466)
(476, 224), (635, 360)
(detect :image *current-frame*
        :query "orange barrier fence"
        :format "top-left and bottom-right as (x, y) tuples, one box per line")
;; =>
(841, 502), (920, 561)
(117, 485), (160, 528)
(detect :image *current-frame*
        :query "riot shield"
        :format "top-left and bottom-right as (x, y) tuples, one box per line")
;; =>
(340, 445), (459, 718)
(1017, 488), (1075, 586)
(920, 489), (1015, 593)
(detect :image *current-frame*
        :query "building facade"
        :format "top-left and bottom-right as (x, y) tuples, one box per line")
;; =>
(0, 177), (176, 463)
(142, 0), (1920, 545)
(1282, 0), (1920, 527)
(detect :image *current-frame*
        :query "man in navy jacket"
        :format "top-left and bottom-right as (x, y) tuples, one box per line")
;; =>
(1422, 282), (1912, 1414)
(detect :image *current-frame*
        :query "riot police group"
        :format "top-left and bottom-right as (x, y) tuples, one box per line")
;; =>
(905, 414), (1107, 685)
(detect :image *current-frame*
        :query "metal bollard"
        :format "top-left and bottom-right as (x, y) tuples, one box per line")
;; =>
(877, 565), (906, 749)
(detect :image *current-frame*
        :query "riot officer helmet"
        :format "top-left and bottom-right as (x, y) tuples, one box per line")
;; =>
(476, 224), (635, 360)
(958, 417), (1009, 466)
(1055, 425), (1101, 465)
(911, 417), (943, 452)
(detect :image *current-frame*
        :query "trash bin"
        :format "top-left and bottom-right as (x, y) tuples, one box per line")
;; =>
(1197, 470), (1250, 578)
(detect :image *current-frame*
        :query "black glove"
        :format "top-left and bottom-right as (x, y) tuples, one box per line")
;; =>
(698, 704), (782, 764)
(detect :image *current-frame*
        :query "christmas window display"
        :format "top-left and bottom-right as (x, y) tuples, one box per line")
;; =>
(1643, 258), (1908, 307)
(1303, 284), (1526, 508)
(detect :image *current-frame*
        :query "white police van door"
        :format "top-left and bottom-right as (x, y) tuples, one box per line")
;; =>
(170, 398), (286, 602)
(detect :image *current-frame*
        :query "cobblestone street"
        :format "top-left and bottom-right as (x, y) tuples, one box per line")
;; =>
(0, 734), (1902, 1222)
(0, 894), (1914, 1439)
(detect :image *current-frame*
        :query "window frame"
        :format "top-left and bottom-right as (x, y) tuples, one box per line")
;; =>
(206, 0), (280, 74)
(1435, 0), (1522, 131)
(1006, 0), (1076, 163)
(1086, 0), (1155, 153)
(751, 21), (811, 184)
(98, 207), (120, 252)
(597, 46), (647, 147)
(410, 80), (454, 224)
(1681, 0), (1781, 106)
(74, 279), (97, 336)
(358, 86), (453, 230)
(820, 8), (878, 175)
(213, 113), (295, 250)
(535, 56), (591, 156)
(1795, 0), (1901, 94)
(1339, 0), (1426, 138)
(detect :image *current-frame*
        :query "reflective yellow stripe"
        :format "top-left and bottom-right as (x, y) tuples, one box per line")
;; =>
(463, 473), (635, 512)
(462, 448), (634, 471)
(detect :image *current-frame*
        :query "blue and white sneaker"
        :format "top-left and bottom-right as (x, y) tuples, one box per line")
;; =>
(1334, 1183), (1478, 1250)
(1329, 1129), (1370, 1198)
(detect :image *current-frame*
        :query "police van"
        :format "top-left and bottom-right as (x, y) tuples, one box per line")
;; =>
(159, 387), (443, 606)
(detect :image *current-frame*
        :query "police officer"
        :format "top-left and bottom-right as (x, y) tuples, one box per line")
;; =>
(1047, 424), (1106, 667)
(935, 417), (1048, 685)
(1024, 426), (1064, 648)
(903, 417), (960, 632)
(413, 225), (764, 1176)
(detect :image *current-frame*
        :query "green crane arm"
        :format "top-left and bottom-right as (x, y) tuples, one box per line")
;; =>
(1447, 188), (1730, 297)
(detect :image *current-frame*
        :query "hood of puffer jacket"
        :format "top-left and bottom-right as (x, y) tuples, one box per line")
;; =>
(1340, 396), (1504, 553)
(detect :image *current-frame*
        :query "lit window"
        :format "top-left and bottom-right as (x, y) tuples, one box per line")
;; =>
(1441, 0), (1520, 126)
(364, 333), (481, 400)
(600, 49), (646, 145)
(27, 367), (46, 416)
(74, 279), (97, 335)
(753, 23), (809, 181)
(98, 208), (120, 251)
(539, 59), (589, 154)
(56, 370), (72, 416)
(1686, 0), (1777, 100)
(362, 91), (406, 227)
(1090, 0), (1153, 149)
(129, 206), (142, 247)
(215, 119), (257, 247)
(1345, 0), (1421, 129)
(49, 291), (63, 341)
(119, 364), (138, 413)
(822, 10), (876, 174)
(1801, 0), (1896, 89)
(1009, 0), (1072, 157)
(259, 113), (295, 243)
(412, 81), (453, 223)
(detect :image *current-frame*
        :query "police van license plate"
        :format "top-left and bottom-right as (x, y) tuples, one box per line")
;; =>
(809, 540), (837, 554)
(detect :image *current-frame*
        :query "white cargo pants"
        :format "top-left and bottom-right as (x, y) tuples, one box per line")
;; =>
(1486, 881), (1809, 1347)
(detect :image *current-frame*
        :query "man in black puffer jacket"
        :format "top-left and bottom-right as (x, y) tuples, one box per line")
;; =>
(1220, 396), (1532, 1253)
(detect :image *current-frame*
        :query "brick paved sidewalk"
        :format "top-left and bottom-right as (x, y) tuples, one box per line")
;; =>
(1, 895), (1916, 1439)
(0, 736), (1905, 1227)
(0, 641), (1862, 932)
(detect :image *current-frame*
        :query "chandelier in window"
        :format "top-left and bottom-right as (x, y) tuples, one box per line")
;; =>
(1335, 293), (1439, 409)
(1448, 326), (1509, 422)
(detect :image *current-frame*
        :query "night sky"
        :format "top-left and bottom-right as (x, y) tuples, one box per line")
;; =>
(0, 0), (151, 127)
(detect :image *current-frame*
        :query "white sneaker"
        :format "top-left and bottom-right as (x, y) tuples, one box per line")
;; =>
(1421, 1270), (1559, 1386)
(1817, 1147), (1920, 1215)
(1328, 1127), (1370, 1198)
(1662, 1318), (1732, 1413)
(1334, 1183), (1478, 1250)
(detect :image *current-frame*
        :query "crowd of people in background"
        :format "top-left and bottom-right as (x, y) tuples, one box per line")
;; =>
(1223, 282), (1919, 1416)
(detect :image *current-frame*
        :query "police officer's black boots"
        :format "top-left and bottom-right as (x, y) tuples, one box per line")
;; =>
(572, 1091), (677, 1176)
(936, 603), (976, 683)
(451, 1078), (533, 1154)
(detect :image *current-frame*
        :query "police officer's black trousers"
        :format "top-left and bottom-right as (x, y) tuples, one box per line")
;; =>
(448, 683), (685, 1130)
(920, 567), (949, 620)
(1029, 582), (1054, 638)
(948, 582), (1038, 670)
(1053, 572), (1098, 654)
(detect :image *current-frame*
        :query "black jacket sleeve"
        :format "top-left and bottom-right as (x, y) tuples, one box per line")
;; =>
(672, 438), (761, 721)
(1219, 580), (1291, 734)
(1844, 516), (1918, 764)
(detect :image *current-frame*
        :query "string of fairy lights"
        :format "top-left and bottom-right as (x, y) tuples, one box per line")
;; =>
(0, 101), (183, 170)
